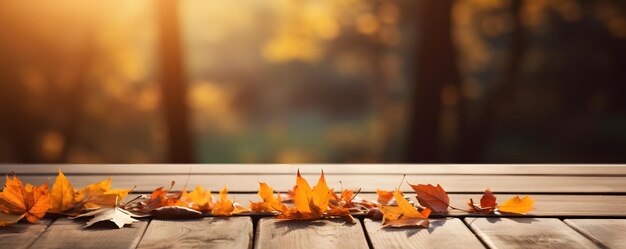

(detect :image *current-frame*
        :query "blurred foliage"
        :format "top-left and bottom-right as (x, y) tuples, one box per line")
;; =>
(0, 0), (625, 163)
(182, 0), (412, 163)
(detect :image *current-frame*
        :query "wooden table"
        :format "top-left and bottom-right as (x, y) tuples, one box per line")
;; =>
(1, 164), (625, 249)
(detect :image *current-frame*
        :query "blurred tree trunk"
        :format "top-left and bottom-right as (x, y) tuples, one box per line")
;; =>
(0, 4), (39, 162)
(59, 29), (94, 163)
(157, 0), (194, 163)
(457, 0), (527, 162)
(406, 0), (459, 162)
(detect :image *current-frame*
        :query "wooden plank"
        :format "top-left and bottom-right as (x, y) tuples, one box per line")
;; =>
(29, 218), (149, 249)
(9, 174), (626, 194)
(564, 219), (626, 249)
(2, 164), (626, 176)
(254, 218), (369, 249)
(466, 218), (601, 249)
(451, 194), (626, 217)
(364, 218), (485, 249)
(137, 217), (252, 249)
(0, 219), (51, 249)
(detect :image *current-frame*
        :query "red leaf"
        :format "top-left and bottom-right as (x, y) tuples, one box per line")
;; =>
(468, 189), (499, 213)
(480, 188), (497, 210)
(409, 183), (449, 213)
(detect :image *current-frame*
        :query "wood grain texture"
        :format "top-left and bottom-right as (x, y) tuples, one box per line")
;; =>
(254, 218), (369, 249)
(364, 218), (485, 249)
(29, 218), (148, 249)
(137, 217), (253, 249)
(466, 218), (601, 249)
(0, 219), (51, 249)
(3, 164), (626, 175)
(9, 174), (626, 194)
(564, 219), (626, 249)
(448, 194), (626, 217)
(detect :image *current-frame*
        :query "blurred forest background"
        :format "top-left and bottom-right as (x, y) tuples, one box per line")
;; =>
(1, 0), (625, 164)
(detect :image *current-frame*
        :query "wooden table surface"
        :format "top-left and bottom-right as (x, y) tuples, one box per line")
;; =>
(1, 164), (625, 249)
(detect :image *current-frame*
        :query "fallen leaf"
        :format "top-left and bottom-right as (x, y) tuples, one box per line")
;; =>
(182, 185), (212, 212)
(278, 170), (325, 219)
(277, 170), (354, 222)
(150, 206), (203, 219)
(49, 170), (77, 213)
(329, 189), (351, 209)
(250, 183), (287, 213)
(0, 212), (25, 226)
(76, 177), (129, 209)
(311, 171), (331, 215)
(72, 206), (138, 228)
(212, 187), (248, 216)
(325, 206), (357, 223)
(0, 175), (50, 225)
(379, 190), (431, 228)
(143, 186), (188, 211)
(339, 189), (353, 205)
(330, 189), (375, 214)
(468, 189), (497, 213)
(481, 189), (497, 208)
(376, 189), (394, 205)
(497, 196), (534, 214)
(409, 183), (450, 213)
(49, 170), (130, 214)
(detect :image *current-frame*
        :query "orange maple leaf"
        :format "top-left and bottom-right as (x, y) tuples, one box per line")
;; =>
(49, 170), (130, 214)
(181, 185), (212, 212)
(330, 189), (376, 214)
(277, 170), (329, 219)
(497, 196), (534, 214)
(212, 187), (248, 216)
(0, 175), (50, 225)
(143, 184), (189, 211)
(277, 170), (354, 222)
(409, 183), (450, 213)
(330, 189), (355, 208)
(376, 189), (394, 205)
(378, 190), (431, 228)
(250, 183), (287, 213)
(468, 188), (497, 213)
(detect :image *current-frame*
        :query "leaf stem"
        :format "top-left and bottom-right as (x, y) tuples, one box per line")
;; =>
(397, 174), (406, 190)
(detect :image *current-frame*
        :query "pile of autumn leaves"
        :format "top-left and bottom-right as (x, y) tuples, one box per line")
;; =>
(0, 170), (534, 229)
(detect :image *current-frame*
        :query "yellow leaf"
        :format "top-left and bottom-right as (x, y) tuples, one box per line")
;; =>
(498, 196), (534, 214)
(49, 170), (77, 213)
(378, 190), (431, 228)
(76, 177), (129, 209)
(393, 190), (422, 218)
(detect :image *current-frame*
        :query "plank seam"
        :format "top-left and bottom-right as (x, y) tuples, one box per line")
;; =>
(133, 218), (152, 249)
(563, 219), (610, 249)
(462, 218), (494, 249)
(26, 218), (57, 249)
(359, 218), (375, 249)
